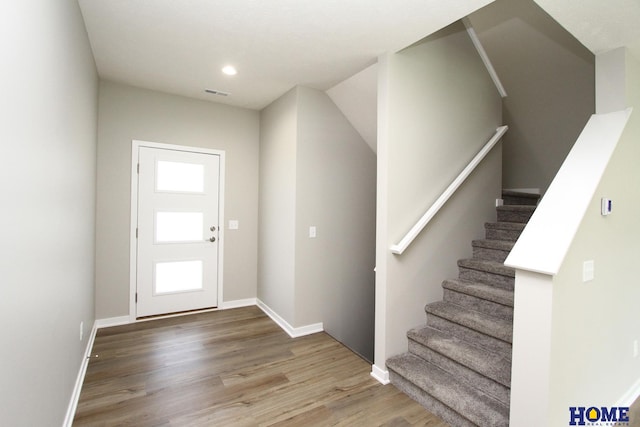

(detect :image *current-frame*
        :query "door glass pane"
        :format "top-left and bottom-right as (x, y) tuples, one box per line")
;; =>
(155, 260), (203, 294)
(156, 160), (204, 193)
(156, 212), (203, 242)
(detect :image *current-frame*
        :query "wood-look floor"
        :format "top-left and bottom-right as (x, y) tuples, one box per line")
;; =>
(73, 306), (447, 426)
(620, 398), (640, 427)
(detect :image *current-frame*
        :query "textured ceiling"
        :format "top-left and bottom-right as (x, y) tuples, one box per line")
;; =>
(533, 0), (640, 58)
(78, 0), (493, 110)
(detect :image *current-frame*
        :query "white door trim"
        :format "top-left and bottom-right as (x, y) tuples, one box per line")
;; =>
(129, 140), (225, 322)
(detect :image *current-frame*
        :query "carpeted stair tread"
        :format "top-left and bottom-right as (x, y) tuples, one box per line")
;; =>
(442, 278), (513, 307)
(408, 326), (512, 388)
(484, 221), (526, 242)
(389, 370), (478, 427)
(485, 221), (526, 232)
(496, 205), (536, 213)
(458, 258), (515, 278)
(425, 301), (512, 344)
(472, 239), (515, 262)
(472, 239), (515, 252)
(443, 281), (513, 320)
(502, 190), (540, 199)
(501, 190), (540, 206)
(407, 332), (511, 405)
(387, 354), (509, 427)
(458, 259), (515, 290)
(496, 205), (536, 223)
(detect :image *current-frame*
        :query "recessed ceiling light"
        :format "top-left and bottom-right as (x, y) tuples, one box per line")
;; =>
(222, 65), (237, 76)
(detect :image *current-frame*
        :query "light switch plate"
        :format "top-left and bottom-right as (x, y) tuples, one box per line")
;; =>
(583, 260), (595, 282)
(309, 226), (317, 238)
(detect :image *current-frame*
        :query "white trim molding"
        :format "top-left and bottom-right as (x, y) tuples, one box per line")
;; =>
(256, 299), (323, 338)
(95, 316), (131, 329)
(371, 364), (390, 385)
(62, 321), (99, 427)
(463, 18), (507, 98)
(220, 298), (258, 310)
(65, 313), (131, 425)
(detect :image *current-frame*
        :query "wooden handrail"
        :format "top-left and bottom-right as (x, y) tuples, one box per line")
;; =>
(390, 125), (508, 255)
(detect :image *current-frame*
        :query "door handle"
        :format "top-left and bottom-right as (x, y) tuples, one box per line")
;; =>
(210, 226), (216, 232)
(209, 236), (216, 242)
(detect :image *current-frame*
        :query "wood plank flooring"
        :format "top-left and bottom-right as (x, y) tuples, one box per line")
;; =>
(73, 306), (447, 426)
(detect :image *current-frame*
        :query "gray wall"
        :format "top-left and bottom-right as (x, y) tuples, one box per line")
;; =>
(258, 88), (298, 322)
(0, 1), (98, 425)
(469, 0), (595, 193)
(259, 87), (376, 360)
(375, 21), (503, 367)
(96, 81), (260, 318)
(295, 87), (376, 360)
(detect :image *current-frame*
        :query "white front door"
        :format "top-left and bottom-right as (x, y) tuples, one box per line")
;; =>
(136, 146), (221, 318)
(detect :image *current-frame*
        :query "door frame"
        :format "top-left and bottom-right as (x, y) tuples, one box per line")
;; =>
(129, 140), (225, 322)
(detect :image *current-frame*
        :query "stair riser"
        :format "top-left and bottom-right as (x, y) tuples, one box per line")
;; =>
(502, 196), (538, 206)
(408, 340), (511, 405)
(443, 288), (513, 320)
(458, 267), (514, 291)
(497, 209), (534, 223)
(389, 371), (478, 427)
(472, 246), (510, 263)
(485, 227), (523, 242)
(426, 315), (512, 359)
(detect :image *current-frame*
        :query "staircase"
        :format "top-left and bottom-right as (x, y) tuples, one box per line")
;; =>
(386, 190), (540, 427)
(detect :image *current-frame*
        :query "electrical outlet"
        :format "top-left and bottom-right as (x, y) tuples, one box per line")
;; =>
(80, 321), (84, 341)
(309, 226), (317, 238)
(634, 340), (638, 359)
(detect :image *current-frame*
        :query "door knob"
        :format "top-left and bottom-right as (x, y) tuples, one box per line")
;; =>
(210, 226), (216, 232)
(209, 236), (216, 242)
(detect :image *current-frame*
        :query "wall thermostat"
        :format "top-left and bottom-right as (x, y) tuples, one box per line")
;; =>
(601, 198), (612, 216)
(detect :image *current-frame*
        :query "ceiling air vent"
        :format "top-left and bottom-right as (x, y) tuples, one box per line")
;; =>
(205, 89), (230, 97)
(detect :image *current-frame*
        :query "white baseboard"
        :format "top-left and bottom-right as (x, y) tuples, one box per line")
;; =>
(96, 301), (258, 327)
(371, 364), (390, 385)
(616, 376), (640, 407)
(220, 298), (257, 310)
(256, 299), (323, 338)
(62, 321), (98, 427)
(95, 315), (131, 329)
